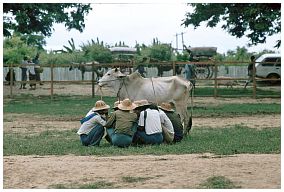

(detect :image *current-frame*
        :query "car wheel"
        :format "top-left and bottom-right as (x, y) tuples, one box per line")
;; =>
(267, 73), (280, 85)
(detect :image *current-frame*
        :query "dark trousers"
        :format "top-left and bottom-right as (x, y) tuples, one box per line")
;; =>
(20, 68), (27, 88)
(79, 124), (104, 146)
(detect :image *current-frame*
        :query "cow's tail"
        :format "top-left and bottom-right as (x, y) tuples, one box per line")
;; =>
(185, 81), (194, 134)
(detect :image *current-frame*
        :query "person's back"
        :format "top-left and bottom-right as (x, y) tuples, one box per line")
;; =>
(165, 111), (183, 142)
(106, 110), (137, 136)
(132, 100), (163, 145)
(105, 98), (138, 147)
(77, 100), (110, 146)
(140, 108), (162, 135)
(159, 109), (174, 143)
(159, 102), (183, 142)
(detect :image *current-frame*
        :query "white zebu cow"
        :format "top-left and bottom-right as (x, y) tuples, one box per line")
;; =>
(98, 68), (193, 134)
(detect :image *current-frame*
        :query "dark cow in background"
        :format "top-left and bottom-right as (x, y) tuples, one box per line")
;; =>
(5, 68), (16, 85)
(140, 57), (182, 77)
(69, 61), (107, 81)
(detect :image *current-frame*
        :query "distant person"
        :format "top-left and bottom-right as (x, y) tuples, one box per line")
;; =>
(159, 102), (184, 142)
(105, 98), (138, 148)
(77, 100), (110, 146)
(33, 53), (43, 85)
(184, 64), (196, 87)
(184, 46), (196, 87)
(244, 55), (256, 89)
(20, 56), (28, 89)
(27, 58), (36, 90)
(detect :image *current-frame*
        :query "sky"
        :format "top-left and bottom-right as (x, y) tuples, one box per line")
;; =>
(44, 0), (281, 54)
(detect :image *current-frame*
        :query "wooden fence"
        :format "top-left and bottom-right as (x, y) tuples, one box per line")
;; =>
(4, 60), (280, 99)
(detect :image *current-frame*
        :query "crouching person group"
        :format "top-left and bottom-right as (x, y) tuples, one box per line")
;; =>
(77, 98), (185, 148)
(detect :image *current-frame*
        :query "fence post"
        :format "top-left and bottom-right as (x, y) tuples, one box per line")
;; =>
(252, 59), (256, 99)
(50, 63), (54, 100)
(92, 62), (95, 98)
(9, 63), (13, 98)
(172, 61), (176, 75)
(213, 62), (218, 98)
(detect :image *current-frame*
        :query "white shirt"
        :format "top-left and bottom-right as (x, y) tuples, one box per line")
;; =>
(138, 109), (162, 135)
(159, 110), (174, 134)
(28, 62), (35, 75)
(21, 60), (28, 69)
(77, 111), (106, 135)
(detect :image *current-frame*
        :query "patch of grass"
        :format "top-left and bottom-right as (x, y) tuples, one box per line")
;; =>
(3, 95), (117, 118)
(49, 181), (114, 189)
(193, 103), (280, 117)
(78, 181), (114, 189)
(122, 176), (152, 183)
(194, 87), (280, 97)
(3, 126), (280, 156)
(199, 176), (241, 189)
(3, 95), (280, 119)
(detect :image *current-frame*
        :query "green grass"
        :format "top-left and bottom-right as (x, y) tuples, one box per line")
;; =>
(3, 95), (280, 156)
(199, 176), (241, 189)
(49, 181), (114, 189)
(4, 126), (280, 156)
(193, 103), (280, 117)
(194, 87), (280, 97)
(4, 95), (117, 118)
(4, 95), (280, 118)
(122, 176), (152, 183)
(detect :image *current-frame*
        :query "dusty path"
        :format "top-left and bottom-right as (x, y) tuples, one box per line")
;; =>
(3, 113), (281, 134)
(3, 154), (280, 189)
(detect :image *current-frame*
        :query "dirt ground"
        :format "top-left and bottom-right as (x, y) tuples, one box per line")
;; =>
(3, 83), (281, 189)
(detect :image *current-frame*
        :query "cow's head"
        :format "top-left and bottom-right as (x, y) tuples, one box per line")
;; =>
(98, 68), (126, 87)
(69, 62), (80, 71)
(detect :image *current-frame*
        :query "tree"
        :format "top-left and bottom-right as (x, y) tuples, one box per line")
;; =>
(182, 3), (281, 47)
(3, 3), (92, 37)
(18, 33), (46, 50)
(80, 39), (113, 63)
(4, 34), (38, 64)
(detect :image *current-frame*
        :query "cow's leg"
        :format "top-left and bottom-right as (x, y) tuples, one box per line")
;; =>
(175, 100), (190, 136)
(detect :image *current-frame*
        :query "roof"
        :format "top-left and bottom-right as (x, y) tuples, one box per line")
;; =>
(109, 47), (137, 53)
(256, 53), (281, 62)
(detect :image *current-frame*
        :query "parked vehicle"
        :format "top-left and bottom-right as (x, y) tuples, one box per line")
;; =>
(255, 53), (281, 84)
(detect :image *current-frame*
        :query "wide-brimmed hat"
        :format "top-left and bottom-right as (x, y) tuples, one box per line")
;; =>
(92, 100), (110, 111)
(158, 102), (174, 112)
(133, 99), (150, 109)
(113, 101), (120, 109)
(118, 98), (137, 111)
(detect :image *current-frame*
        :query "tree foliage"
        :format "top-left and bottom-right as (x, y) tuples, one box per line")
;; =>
(183, 3), (281, 47)
(3, 3), (92, 37)
(4, 34), (38, 64)
(80, 38), (113, 63)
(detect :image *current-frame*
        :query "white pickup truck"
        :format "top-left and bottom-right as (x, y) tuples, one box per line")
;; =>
(255, 53), (281, 83)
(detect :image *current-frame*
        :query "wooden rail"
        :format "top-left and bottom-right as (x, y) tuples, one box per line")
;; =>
(4, 61), (280, 99)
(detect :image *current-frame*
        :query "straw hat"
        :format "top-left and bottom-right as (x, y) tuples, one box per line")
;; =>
(113, 101), (120, 109)
(118, 98), (137, 111)
(133, 99), (150, 109)
(158, 102), (174, 112)
(92, 100), (110, 111)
